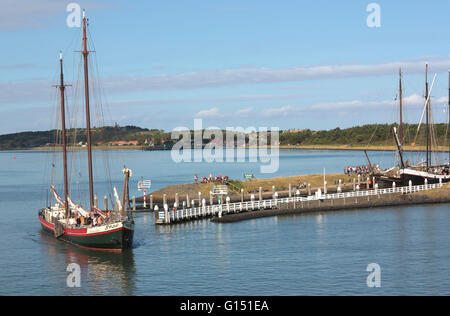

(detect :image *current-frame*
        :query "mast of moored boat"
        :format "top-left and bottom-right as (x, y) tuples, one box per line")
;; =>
(121, 167), (131, 218)
(82, 9), (95, 211)
(448, 70), (450, 164)
(399, 68), (403, 147)
(425, 64), (430, 171)
(58, 52), (70, 218)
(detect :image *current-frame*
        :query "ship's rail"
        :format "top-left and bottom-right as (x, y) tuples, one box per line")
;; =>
(155, 182), (444, 225)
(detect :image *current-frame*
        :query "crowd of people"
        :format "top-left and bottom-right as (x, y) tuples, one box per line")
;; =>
(344, 165), (378, 177)
(67, 211), (113, 228)
(194, 173), (229, 184)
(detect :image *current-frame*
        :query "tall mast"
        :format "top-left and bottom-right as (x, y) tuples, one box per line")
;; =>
(58, 52), (70, 218)
(448, 70), (450, 164)
(399, 68), (403, 146)
(82, 9), (95, 211)
(425, 64), (430, 171)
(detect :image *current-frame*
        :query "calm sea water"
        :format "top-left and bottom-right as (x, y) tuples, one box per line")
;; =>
(0, 149), (449, 296)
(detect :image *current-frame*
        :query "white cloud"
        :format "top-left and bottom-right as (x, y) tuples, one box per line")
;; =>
(94, 56), (450, 93)
(3, 56), (450, 106)
(195, 107), (222, 118)
(262, 105), (295, 117)
(235, 108), (253, 117)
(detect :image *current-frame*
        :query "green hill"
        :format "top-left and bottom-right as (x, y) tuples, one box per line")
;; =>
(0, 123), (448, 150)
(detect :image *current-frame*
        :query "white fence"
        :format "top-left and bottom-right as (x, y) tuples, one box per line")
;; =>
(155, 182), (443, 224)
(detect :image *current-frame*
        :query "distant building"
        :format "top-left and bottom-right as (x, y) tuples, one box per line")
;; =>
(285, 129), (306, 133)
(108, 140), (138, 146)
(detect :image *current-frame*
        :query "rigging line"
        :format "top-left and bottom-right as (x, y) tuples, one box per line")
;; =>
(414, 74), (437, 144)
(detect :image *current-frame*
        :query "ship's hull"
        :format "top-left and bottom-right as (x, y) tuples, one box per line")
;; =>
(400, 168), (450, 186)
(39, 215), (134, 251)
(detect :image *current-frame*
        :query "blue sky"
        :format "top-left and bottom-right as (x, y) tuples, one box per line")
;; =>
(1, 0), (450, 134)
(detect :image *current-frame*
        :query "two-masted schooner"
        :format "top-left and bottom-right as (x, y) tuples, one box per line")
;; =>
(372, 65), (450, 187)
(38, 10), (134, 251)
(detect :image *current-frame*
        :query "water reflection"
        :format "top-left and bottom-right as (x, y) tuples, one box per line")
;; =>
(39, 232), (136, 295)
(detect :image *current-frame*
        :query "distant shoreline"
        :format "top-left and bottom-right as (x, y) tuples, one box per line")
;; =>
(2, 144), (449, 152)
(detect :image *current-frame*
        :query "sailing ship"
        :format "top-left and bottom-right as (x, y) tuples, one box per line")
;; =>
(38, 10), (135, 251)
(372, 65), (450, 187)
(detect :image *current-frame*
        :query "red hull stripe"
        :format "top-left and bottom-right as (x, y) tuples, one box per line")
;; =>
(39, 217), (124, 237)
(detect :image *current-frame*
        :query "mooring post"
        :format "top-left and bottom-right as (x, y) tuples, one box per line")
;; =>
(163, 194), (167, 208)
(132, 196), (136, 211)
(259, 187), (262, 202)
(210, 191), (213, 206)
(241, 189), (244, 203)
(186, 194), (190, 208)
(356, 185), (360, 204)
(198, 192), (202, 206)
(164, 204), (169, 224)
(274, 192), (278, 208)
(324, 181), (327, 195)
(104, 196), (108, 211)
(424, 178), (428, 189)
(251, 194), (255, 210)
(154, 205), (159, 222)
(308, 183), (311, 196)
(150, 195), (153, 211)
(175, 193), (179, 209)
(358, 174), (361, 186)
(353, 178), (357, 191)
(289, 183), (292, 198)
(94, 194), (98, 208)
(409, 180), (413, 193)
(272, 186), (275, 199)
(202, 198), (206, 216)
(143, 189), (147, 209)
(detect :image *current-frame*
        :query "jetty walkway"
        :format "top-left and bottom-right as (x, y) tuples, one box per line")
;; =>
(154, 181), (444, 225)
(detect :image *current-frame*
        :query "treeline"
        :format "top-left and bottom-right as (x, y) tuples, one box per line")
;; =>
(279, 124), (449, 146)
(0, 123), (448, 150)
(0, 125), (170, 149)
